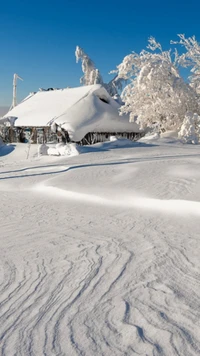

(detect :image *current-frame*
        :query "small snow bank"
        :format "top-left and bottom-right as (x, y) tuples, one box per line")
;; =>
(141, 116), (200, 146)
(39, 139), (136, 157)
(161, 130), (178, 139)
(38, 143), (81, 157)
(109, 137), (135, 147)
(139, 130), (182, 145)
(139, 132), (160, 142)
(92, 137), (136, 151)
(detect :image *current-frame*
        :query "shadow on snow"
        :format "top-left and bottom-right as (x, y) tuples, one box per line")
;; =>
(0, 144), (16, 157)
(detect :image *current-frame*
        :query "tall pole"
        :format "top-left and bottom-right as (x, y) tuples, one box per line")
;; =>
(13, 74), (17, 108)
(10, 73), (23, 111)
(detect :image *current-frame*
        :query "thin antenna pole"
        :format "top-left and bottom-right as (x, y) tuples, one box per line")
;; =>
(10, 73), (23, 110)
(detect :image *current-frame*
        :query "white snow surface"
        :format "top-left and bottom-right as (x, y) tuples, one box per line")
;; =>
(0, 138), (200, 355)
(3, 85), (140, 141)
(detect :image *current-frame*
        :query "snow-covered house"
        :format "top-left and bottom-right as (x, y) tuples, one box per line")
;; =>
(2, 84), (141, 144)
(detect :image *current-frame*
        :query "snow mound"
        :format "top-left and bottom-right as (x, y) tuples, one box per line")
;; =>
(47, 148), (60, 156)
(139, 131), (182, 145)
(161, 130), (178, 138)
(139, 132), (160, 142)
(109, 136), (118, 142)
(47, 143), (80, 157)
(109, 137), (135, 147)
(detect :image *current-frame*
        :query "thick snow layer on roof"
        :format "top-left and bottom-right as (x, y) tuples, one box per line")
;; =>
(55, 87), (140, 141)
(4, 85), (99, 127)
(3, 84), (140, 141)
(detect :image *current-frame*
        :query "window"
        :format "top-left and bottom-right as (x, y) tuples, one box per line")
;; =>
(97, 95), (109, 104)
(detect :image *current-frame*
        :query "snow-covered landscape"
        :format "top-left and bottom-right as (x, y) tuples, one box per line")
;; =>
(2, 5), (200, 353)
(0, 135), (200, 355)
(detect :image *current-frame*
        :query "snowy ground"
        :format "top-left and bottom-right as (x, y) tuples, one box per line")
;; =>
(0, 138), (200, 355)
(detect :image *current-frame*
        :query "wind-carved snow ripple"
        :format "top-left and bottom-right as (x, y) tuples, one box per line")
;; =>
(0, 229), (141, 355)
(1, 207), (200, 355)
(60, 219), (200, 356)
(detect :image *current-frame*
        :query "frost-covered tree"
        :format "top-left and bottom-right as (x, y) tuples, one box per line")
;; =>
(75, 46), (125, 96)
(104, 75), (125, 97)
(178, 112), (200, 144)
(113, 37), (199, 131)
(91, 69), (104, 85)
(75, 46), (103, 86)
(171, 35), (200, 93)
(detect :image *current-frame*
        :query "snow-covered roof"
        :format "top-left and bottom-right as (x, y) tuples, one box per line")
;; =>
(3, 84), (140, 141)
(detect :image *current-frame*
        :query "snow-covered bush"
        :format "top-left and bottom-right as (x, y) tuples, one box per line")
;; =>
(178, 112), (200, 144)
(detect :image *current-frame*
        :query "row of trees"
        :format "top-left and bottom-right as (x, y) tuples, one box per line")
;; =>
(76, 35), (200, 143)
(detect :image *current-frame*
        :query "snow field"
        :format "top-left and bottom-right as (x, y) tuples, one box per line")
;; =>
(0, 139), (200, 355)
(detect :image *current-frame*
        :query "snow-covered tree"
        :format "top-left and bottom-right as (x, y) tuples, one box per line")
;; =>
(113, 37), (199, 131)
(104, 75), (125, 97)
(75, 46), (103, 86)
(178, 112), (200, 144)
(75, 46), (125, 96)
(90, 69), (104, 85)
(171, 35), (200, 93)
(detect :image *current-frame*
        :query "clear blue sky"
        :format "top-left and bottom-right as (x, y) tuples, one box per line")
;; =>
(1, 0), (200, 106)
